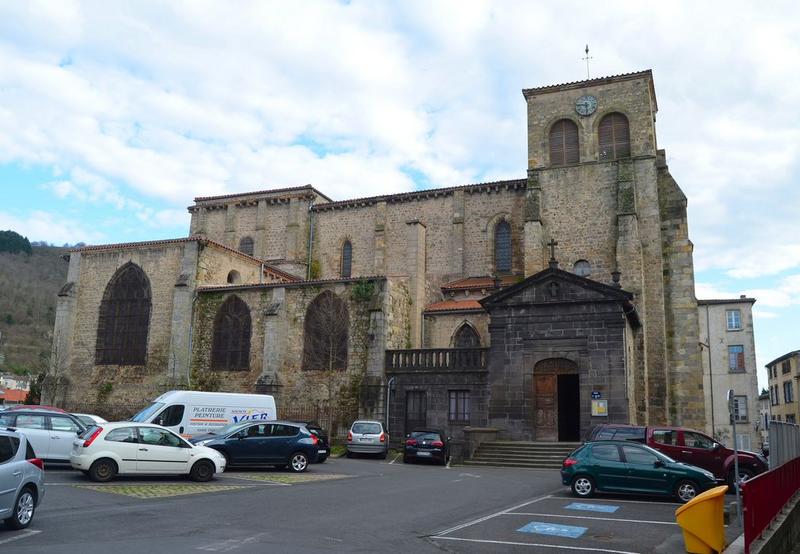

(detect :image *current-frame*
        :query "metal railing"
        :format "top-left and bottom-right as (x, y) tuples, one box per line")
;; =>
(741, 457), (800, 553)
(385, 348), (489, 371)
(768, 420), (800, 468)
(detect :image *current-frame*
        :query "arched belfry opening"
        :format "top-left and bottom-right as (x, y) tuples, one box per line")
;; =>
(533, 358), (580, 442)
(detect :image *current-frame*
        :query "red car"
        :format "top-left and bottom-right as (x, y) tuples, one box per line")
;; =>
(587, 424), (767, 486)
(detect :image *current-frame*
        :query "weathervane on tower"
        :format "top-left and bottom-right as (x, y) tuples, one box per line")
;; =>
(582, 44), (592, 79)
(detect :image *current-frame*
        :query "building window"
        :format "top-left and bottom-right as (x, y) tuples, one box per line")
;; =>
(736, 434), (751, 451)
(598, 112), (631, 161)
(726, 309), (741, 330)
(788, 414), (797, 424)
(453, 323), (480, 348)
(211, 295), (251, 371)
(302, 291), (349, 370)
(448, 390), (470, 424)
(549, 119), (579, 166)
(771, 385), (779, 406)
(728, 345), (745, 372)
(237, 236), (254, 256)
(782, 360), (791, 374)
(341, 240), (352, 278)
(784, 381), (794, 403)
(227, 270), (241, 284)
(733, 395), (748, 423)
(405, 391), (427, 431)
(95, 263), (151, 365)
(494, 220), (512, 273)
(573, 260), (591, 277)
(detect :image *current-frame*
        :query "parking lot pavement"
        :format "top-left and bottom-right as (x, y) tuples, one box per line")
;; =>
(431, 491), (742, 554)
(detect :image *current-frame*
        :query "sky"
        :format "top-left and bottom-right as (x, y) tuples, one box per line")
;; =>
(0, 1), (798, 389)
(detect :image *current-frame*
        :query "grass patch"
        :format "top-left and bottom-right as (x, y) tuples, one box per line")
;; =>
(330, 445), (346, 457)
(226, 473), (349, 484)
(74, 484), (251, 499)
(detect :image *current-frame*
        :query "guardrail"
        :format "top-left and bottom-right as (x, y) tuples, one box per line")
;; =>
(741, 456), (800, 553)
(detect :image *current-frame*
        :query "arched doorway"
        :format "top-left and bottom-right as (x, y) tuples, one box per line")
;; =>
(533, 358), (580, 442)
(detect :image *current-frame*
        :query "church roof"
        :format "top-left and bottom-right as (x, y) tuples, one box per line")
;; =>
(198, 275), (386, 292)
(193, 185), (332, 203)
(522, 69), (657, 112)
(697, 297), (756, 305)
(441, 275), (519, 292)
(424, 299), (484, 313)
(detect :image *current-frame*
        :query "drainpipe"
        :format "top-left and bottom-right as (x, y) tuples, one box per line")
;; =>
(385, 377), (395, 433)
(259, 262), (264, 284)
(306, 202), (315, 280)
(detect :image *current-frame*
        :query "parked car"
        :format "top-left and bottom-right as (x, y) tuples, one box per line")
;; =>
(561, 440), (719, 503)
(289, 420), (329, 463)
(70, 422), (226, 482)
(190, 421), (319, 472)
(586, 424), (768, 487)
(0, 409), (87, 464)
(346, 421), (389, 459)
(403, 429), (449, 465)
(6, 405), (67, 413)
(72, 413), (109, 427)
(0, 428), (45, 530)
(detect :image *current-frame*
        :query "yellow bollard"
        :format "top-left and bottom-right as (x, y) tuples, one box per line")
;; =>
(674, 485), (729, 554)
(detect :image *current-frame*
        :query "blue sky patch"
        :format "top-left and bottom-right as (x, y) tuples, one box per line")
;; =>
(517, 521), (587, 539)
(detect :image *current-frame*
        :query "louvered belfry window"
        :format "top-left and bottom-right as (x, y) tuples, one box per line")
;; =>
(549, 119), (580, 166)
(238, 236), (254, 256)
(211, 295), (251, 370)
(95, 263), (151, 365)
(341, 240), (352, 278)
(302, 291), (349, 370)
(495, 220), (512, 273)
(598, 113), (631, 161)
(454, 324), (480, 348)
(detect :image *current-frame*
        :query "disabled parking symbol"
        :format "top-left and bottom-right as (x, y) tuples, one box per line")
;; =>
(565, 502), (620, 513)
(517, 521), (587, 539)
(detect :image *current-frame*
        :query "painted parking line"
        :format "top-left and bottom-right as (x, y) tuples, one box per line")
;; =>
(518, 521), (587, 538)
(0, 529), (42, 546)
(505, 512), (678, 526)
(433, 493), (556, 536)
(433, 536), (641, 553)
(565, 502), (619, 513)
(551, 494), (681, 506)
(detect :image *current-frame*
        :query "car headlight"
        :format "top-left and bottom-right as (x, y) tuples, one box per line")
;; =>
(195, 439), (211, 446)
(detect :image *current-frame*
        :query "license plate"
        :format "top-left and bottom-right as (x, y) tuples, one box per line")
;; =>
(416, 451), (431, 457)
(318, 450), (327, 454)
(359, 438), (371, 442)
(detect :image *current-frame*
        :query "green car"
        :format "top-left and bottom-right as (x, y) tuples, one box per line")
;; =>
(561, 440), (720, 503)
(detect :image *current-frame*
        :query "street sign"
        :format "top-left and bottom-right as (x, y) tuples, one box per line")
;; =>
(591, 391), (601, 399)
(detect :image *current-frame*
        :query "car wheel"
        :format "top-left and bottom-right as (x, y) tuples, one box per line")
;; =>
(190, 460), (215, 482)
(289, 452), (308, 473)
(89, 458), (117, 483)
(728, 468), (754, 488)
(4, 487), (36, 530)
(675, 480), (699, 503)
(571, 475), (595, 498)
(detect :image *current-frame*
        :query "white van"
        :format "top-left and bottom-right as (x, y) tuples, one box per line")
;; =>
(129, 390), (277, 438)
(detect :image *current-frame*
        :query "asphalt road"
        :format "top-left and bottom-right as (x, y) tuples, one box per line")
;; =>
(0, 456), (738, 553)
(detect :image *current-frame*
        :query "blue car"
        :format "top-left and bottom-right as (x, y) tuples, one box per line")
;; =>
(190, 421), (319, 472)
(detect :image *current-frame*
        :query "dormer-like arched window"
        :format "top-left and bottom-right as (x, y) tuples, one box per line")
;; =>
(494, 220), (512, 273)
(238, 236), (254, 256)
(341, 240), (352, 278)
(549, 119), (579, 166)
(453, 323), (480, 348)
(598, 113), (630, 161)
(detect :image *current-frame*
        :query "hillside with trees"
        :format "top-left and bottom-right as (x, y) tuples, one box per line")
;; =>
(0, 232), (69, 377)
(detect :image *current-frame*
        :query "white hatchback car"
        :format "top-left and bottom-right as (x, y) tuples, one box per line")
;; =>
(70, 422), (226, 482)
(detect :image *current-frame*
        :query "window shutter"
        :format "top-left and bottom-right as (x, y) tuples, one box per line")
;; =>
(598, 113), (630, 161)
(549, 119), (579, 166)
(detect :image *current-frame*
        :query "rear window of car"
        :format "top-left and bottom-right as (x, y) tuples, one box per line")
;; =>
(80, 425), (101, 440)
(410, 432), (441, 441)
(0, 436), (20, 463)
(25, 441), (36, 460)
(105, 427), (138, 443)
(352, 422), (382, 434)
(271, 424), (299, 437)
(652, 429), (677, 445)
(591, 444), (621, 462)
(51, 415), (82, 432)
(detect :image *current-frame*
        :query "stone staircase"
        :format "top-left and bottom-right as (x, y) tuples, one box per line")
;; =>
(463, 441), (582, 469)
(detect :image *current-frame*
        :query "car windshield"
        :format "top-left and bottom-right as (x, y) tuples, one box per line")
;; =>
(130, 402), (165, 422)
(352, 422), (382, 434)
(410, 432), (441, 441)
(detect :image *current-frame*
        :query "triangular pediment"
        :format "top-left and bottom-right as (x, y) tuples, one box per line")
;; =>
(480, 266), (634, 309)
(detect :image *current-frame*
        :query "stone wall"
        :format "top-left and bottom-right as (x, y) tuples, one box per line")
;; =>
(196, 242), (262, 286)
(423, 312), (489, 348)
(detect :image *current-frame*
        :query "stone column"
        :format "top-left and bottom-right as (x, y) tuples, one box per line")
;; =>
(261, 287), (286, 388)
(167, 241), (200, 385)
(254, 199), (267, 259)
(50, 252), (82, 403)
(405, 220), (427, 348)
(224, 204), (236, 248)
(523, 169), (546, 276)
(451, 190), (465, 276)
(373, 200), (387, 275)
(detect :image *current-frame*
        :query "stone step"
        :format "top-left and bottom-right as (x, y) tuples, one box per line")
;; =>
(477, 444), (576, 453)
(471, 453), (568, 462)
(486, 441), (582, 447)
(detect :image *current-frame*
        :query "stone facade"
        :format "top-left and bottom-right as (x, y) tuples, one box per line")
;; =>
(697, 297), (760, 451)
(767, 350), (800, 425)
(51, 70), (710, 444)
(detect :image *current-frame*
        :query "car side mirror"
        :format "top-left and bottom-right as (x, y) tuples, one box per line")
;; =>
(713, 443), (721, 451)
(654, 460), (664, 468)
(154, 418), (163, 426)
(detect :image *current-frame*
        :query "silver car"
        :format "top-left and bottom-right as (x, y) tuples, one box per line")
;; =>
(346, 420), (389, 459)
(0, 428), (45, 529)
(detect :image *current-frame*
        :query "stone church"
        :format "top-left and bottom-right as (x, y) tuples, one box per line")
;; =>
(50, 70), (706, 445)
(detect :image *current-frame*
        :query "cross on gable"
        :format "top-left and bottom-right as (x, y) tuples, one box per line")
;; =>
(547, 239), (558, 261)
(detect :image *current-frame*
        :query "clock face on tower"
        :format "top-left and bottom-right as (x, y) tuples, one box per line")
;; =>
(575, 95), (598, 116)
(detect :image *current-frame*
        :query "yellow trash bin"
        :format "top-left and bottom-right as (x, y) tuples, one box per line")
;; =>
(674, 485), (729, 554)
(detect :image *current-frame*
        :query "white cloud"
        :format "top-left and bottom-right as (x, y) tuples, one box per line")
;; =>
(0, 210), (105, 244)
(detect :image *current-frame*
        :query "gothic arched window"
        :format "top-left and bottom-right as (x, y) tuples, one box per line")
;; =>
(454, 324), (480, 348)
(573, 260), (591, 277)
(494, 220), (512, 273)
(302, 291), (349, 370)
(95, 263), (151, 365)
(211, 296), (251, 370)
(238, 236), (254, 256)
(598, 112), (631, 161)
(341, 240), (352, 278)
(549, 119), (579, 166)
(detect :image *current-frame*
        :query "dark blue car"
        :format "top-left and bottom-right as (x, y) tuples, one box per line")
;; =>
(189, 420), (319, 472)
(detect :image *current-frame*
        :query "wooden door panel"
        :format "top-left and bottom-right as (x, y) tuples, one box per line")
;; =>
(534, 375), (557, 442)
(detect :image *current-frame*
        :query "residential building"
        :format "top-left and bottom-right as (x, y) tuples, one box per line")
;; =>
(766, 350), (800, 425)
